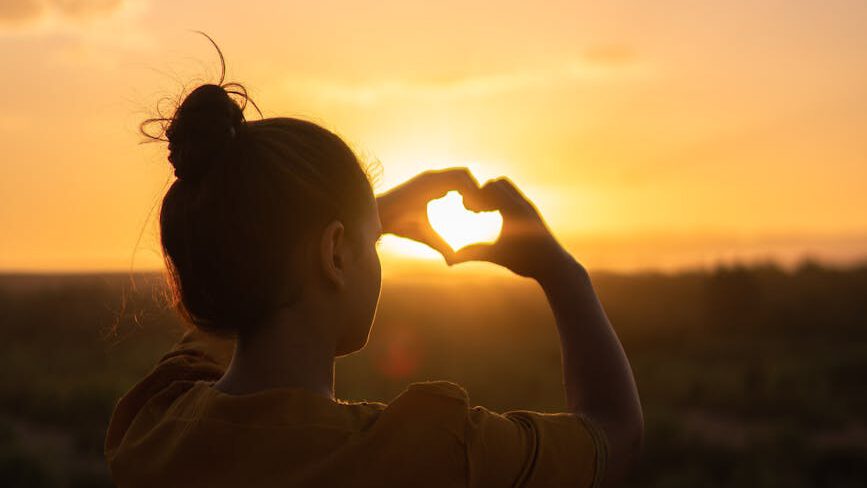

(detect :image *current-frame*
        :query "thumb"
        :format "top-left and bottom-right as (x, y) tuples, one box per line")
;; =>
(449, 243), (494, 266)
(416, 224), (457, 264)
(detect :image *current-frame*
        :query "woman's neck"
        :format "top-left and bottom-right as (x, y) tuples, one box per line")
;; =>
(213, 306), (337, 400)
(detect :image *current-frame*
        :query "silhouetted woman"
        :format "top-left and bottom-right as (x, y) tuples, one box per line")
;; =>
(105, 58), (643, 487)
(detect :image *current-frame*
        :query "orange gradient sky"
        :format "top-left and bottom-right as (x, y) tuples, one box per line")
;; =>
(1, 0), (867, 273)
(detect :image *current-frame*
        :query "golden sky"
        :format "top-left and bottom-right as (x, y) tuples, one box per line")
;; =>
(2, 0), (867, 272)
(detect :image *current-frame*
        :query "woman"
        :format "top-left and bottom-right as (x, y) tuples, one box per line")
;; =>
(105, 74), (643, 487)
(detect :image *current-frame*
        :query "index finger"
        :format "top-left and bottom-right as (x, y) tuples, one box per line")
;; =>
(460, 178), (525, 215)
(413, 167), (482, 201)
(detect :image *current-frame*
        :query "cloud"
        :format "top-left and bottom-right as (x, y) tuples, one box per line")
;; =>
(0, 0), (150, 58)
(0, 0), (127, 30)
(284, 54), (645, 106)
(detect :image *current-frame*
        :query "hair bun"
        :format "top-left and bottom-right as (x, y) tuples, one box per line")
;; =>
(166, 84), (244, 181)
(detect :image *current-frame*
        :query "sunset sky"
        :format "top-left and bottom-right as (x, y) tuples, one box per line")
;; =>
(2, 0), (866, 273)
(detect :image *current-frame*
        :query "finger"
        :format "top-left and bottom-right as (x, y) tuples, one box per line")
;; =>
(464, 179), (524, 215)
(388, 218), (455, 258)
(461, 179), (505, 212)
(417, 168), (482, 201)
(491, 178), (541, 217)
(417, 223), (456, 262)
(449, 243), (494, 265)
(493, 177), (526, 203)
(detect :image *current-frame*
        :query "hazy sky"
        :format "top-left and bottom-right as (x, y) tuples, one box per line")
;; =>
(2, 0), (866, 272)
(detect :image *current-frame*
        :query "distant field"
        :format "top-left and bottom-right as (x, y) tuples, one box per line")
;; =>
(1, 263), (865, 487)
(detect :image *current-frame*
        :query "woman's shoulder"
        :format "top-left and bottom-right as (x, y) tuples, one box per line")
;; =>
(401, 380), (470, 403)
(340, 381), (469, 415)
(346, 380), (472, 436)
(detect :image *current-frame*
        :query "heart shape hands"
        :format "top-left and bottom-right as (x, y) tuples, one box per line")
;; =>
(378, 168), (567, 278)
(426, 191), (503, 252)
(376, 168), (486, 261)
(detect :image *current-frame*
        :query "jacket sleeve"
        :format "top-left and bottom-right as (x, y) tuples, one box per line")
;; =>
(400, 381), (608, 488)
(465, 405), (608, 488)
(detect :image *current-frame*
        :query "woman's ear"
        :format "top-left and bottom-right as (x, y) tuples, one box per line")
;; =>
(319, 220), (347, 288)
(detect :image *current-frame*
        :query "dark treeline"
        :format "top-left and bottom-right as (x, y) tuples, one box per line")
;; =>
(0, 261), (865, 487)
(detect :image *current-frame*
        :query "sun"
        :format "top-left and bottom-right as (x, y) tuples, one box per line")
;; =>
(427, 191), (503, 251)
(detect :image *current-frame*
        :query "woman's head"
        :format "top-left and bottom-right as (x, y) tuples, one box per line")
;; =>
(151, 81), (381, 354)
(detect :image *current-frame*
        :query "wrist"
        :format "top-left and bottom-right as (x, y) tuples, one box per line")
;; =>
(533, 250), (589, 289)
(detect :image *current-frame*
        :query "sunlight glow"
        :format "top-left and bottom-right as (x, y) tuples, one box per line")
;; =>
(4, 4), (867, 272)
(378, 235), (441, 260)
(427, 191), (503, 251)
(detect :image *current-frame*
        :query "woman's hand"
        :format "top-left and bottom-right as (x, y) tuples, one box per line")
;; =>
(377, 168), (481, 261)
(450, 177), (574, 281)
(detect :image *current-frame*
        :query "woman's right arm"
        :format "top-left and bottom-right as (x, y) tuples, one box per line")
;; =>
(452, 177), (644, 487)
